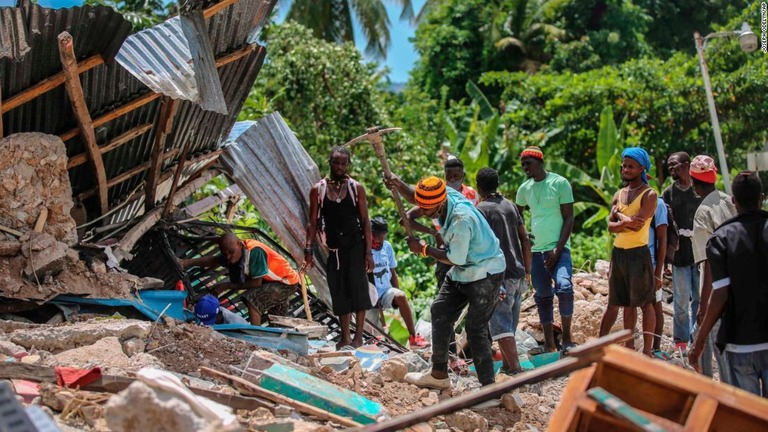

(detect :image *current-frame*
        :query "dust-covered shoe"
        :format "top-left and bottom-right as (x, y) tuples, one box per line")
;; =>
(409, 334), (429, 348)
(404, 372), (450, 390)
(470, 398), (502, 411)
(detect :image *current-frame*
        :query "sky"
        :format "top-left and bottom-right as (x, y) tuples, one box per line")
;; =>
(0, 0), (424, 83)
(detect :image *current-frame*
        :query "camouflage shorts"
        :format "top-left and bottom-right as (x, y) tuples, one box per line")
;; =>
(240, 282), (298, 316)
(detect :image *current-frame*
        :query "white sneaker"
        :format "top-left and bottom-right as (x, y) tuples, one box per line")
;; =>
(404, 372), (451, 390)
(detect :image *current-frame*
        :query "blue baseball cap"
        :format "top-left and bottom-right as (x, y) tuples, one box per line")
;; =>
(194, 294), (220, 325)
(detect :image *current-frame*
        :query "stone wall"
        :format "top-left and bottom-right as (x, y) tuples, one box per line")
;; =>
(0, 133), (77, 245)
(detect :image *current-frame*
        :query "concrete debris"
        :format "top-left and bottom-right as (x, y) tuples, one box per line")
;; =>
(0, 240), (22, 256)
(122, 337), (147, 357)
(501, 393), (525, 413)
(0, 340), (27, 358)
(0, 133), (77, 246)
(379, 358), (408, 382)
(9, 319), (151, 353)
(105, 381), (217, 432)
(445, 410), (489, 431)
(22, 233), (69, 281)
(55, 337), (132, 370)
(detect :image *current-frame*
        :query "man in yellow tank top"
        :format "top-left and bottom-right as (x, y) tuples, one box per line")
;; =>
(599, 147), (658, 357)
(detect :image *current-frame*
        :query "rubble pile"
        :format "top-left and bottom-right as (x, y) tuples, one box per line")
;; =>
(0, 133), (78, 246)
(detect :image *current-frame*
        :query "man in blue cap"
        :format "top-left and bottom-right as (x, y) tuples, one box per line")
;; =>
(194, 294), (248, 326)
(599, 147), (658, 357)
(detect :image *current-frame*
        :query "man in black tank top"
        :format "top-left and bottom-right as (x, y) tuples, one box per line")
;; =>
(304, 147), (375, 349)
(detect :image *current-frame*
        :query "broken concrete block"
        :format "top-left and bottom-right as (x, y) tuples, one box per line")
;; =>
(56, 337), (131, 370)
(22, 238), (69, 281)
(0, 340), (27, 358)
(501, 393), (525, 413)
(0, 240), (21, 256)
(379, 358), (408, 382)
(90, 260), (107, 274)
(445, 410), (488, 431)
(105, 381), (212, 432)
(254, 363), (387, 424)
(122, 338), (146, 357)
(10, 319), (151, 352)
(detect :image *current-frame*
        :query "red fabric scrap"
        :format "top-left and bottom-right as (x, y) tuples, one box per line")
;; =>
(55, 366), (102, 388)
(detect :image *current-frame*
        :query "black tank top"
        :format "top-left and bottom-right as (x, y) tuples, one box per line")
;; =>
(322, 189), (362, 249)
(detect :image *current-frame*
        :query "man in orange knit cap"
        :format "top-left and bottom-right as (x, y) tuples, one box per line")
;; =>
(387, 175), (505, 399)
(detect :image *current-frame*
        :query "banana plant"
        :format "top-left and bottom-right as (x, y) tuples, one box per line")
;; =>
(546, 106), (627, 228)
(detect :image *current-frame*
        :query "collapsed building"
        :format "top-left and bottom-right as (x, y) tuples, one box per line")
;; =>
(1, 0), (768, 430)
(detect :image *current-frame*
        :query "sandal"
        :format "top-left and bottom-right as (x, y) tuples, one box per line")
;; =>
(652, 350), (672, 361)
(560, 342), (578, 358)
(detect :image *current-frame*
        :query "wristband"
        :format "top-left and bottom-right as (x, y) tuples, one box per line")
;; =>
(421, 243), (429, 257)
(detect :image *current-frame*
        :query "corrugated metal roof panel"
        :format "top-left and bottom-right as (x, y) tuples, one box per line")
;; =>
(1, 0), (275, 219)
(0, 7), (30, 60)
(116, 13), (227, 113)
(220, 113), (333, 307)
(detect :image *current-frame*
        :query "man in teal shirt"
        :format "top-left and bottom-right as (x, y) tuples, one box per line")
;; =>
(387, 175), (505, 393)
(516, 146), (575, 354)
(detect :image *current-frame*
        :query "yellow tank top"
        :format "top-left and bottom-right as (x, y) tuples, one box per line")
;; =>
(614, 188), (655, 249)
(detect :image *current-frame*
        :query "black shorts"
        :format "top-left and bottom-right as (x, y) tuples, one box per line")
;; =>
(326, 239), (373, 315)
(609, 246), (654, 307)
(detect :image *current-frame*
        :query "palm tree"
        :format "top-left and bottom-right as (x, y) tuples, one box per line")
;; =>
(493, 0), (564, 73)
(282, 0), (414, 59)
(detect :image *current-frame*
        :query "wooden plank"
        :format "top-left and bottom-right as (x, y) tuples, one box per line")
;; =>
(576, 397), (683, 432)
(203, 0), (239, 18)
(58, 31), (109, 216)
(59, 92), (162, 142)
(358, 331), (633, 432)
(114, 170), (217, 261)
(600, 346), (768, 421)
(67, 123), (154, 169)
(0, 224), (22, 237)
(587, 387), (671, 432)
(0, 362), (271, 411)
(34, 208), (48, 232)
(76, 148), (180, 201)
(0, 83), (3, 138)
(1, 54), (103, 115)
(200, 366), (362, 427)
(215, 44), (257, 68)
(548, 366), (596, 432)
(162, 137), (193, 217)
(58, 45), (259, 144)
(145, 97), (180, 211)
(682, 395), (718, 431)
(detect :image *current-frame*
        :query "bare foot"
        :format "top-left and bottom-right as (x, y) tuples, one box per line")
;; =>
(336, 339), (352, 350)
(350, 339), (364, 348)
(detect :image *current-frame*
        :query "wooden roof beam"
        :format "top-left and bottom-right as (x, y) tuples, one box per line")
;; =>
(58, 32), (109, 216)
(77, 149), (220, 201)
(1, 55), (103, 115)
(145, 97), (179, 211)
(162, 139), (193, 217)
(58, 43), (259, 143)
(67, 123), (154, 169)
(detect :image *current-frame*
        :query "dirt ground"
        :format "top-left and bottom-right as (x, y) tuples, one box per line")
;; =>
(145, 321), (256, 375)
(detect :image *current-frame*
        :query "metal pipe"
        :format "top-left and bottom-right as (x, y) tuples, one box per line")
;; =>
(694, 31), (732, 194)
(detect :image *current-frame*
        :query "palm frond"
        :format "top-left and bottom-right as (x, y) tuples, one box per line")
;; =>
(351, 0), (391, 59)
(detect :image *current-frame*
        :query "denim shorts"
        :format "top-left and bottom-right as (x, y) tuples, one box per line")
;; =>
(489, 278), (526, 340)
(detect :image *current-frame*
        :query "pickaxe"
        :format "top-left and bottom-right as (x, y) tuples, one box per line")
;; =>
(343, 126), (414, 237)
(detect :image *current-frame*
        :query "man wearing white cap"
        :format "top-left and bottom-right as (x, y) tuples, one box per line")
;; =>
(689, 155), (736, 382)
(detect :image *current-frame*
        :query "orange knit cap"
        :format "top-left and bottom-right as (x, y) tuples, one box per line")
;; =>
(520, 146), (544, 160)
(415, 176), (447, 209)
